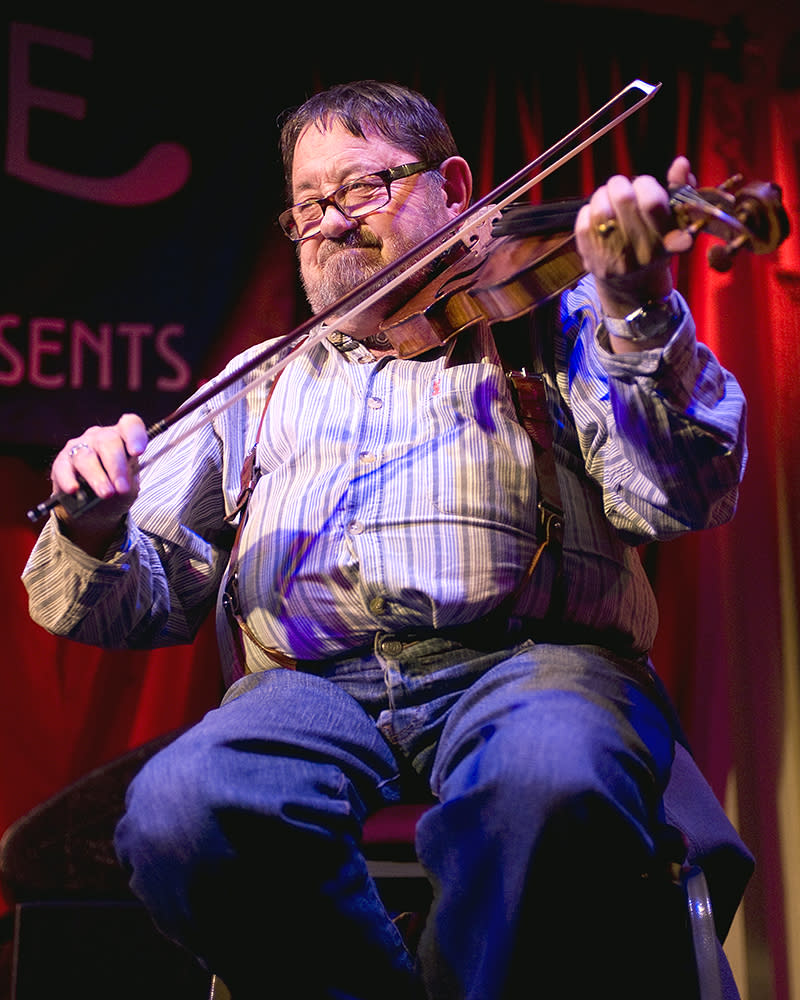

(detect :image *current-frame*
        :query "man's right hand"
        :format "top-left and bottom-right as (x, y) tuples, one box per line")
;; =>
(50, 413), (148, 557)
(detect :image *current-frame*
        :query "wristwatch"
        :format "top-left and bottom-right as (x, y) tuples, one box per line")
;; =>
(602, 293), (682, 342)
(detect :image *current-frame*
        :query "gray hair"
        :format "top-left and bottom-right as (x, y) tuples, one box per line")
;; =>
(278, 80), (458, 192)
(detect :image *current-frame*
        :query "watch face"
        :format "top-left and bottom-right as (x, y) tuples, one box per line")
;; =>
(634, 304), (670, 338)
(605, 298), (681, 341)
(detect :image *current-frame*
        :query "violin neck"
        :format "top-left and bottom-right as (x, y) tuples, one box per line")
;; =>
(492, 199), (587, 239)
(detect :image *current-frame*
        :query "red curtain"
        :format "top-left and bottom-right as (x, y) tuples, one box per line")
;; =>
(649, 70), (800, 998)
(1, 12), (798, 999)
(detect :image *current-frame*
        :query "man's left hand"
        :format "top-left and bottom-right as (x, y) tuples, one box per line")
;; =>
(574, 156), (696, 320)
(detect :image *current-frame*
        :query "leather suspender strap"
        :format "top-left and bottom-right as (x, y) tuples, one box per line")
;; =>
(504, 369), (564, 549)
(222, 356), (301, 673)
(493, 298), (566, 620)
(501, 368), (564, 619)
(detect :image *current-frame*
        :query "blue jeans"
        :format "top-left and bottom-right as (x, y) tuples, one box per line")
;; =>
(114, 635), (679, 999)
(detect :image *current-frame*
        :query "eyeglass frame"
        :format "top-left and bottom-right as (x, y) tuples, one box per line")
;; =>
(278, 161), (438, 242)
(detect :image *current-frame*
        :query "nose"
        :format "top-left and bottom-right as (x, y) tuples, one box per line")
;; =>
(318, 202), (358, 239)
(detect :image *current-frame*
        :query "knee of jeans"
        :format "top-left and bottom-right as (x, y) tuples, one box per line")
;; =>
(519, 724), (664, 871)
(440, 700), (661, 850)
(114, 732), (361, 877)
(114, 738), (221, 873)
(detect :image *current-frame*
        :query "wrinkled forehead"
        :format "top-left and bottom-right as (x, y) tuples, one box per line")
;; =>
(290, 120), (413, 193)
(293, 117), (393, 157)
(285, 106), (415, 182)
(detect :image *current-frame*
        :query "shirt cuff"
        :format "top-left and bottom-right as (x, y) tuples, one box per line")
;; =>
(50, 510), (134, 568)
(593, 290), (696, 376)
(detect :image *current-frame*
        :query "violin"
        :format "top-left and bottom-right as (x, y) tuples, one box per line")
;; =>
(26, 81), (791, 523)
(378, 176), (791, 359)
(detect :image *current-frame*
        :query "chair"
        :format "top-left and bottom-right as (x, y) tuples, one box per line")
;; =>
(0, 728), (210, 1000)
(207, 800), (729, 1000)
(0, 732), (749, 1000)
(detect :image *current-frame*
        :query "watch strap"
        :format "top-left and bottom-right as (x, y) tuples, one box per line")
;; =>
(602, 292), (682, 342)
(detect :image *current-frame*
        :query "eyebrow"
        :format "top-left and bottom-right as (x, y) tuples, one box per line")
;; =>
(292, 163), (380, 200)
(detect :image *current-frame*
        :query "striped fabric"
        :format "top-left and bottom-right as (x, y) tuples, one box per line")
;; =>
(23, 277), (747, 683)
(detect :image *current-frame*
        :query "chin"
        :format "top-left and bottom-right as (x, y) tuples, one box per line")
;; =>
(306, 256), (386, 312)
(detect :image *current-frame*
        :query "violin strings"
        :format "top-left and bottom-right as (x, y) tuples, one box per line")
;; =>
(670, 185), (745, 233)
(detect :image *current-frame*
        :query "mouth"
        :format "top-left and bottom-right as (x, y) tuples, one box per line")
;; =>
(318, 231), (382, 265)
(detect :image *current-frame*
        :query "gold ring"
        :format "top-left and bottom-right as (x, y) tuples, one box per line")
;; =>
(596, 219), (617, 236)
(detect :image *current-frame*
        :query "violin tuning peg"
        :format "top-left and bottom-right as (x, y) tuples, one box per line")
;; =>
(719, 173), (745, 193)
(708, 230), (752, 272)
(707, 243), (736, 272)
(664, 229), (694, 254)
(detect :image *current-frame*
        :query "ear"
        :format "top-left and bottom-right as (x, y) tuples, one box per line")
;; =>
(438, 156), (472, 217)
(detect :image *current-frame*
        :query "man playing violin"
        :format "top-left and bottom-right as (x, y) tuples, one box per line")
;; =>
(24, 80), (750, 998)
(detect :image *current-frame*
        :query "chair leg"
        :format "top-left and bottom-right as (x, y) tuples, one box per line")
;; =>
(209, 973), (232, 999)
(682, 865), (724, 1000)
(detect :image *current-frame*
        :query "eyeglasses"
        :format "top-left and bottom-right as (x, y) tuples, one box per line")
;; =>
(278, 161), (436, 242)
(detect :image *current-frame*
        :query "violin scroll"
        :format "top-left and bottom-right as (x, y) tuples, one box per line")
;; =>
(669, 174), (791, 273)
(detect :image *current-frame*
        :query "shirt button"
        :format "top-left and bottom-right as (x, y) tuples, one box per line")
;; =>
(347, 520), (365, 534)
(367, 397), (383, 409)
(369, 596), (388, 615)
(359, 451), (376, 463)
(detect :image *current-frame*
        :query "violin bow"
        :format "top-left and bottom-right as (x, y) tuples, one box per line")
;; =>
(28, 79), (661, 523)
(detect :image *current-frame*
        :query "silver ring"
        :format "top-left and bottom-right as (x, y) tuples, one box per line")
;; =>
(68, 442), (92, 458)
(596, 219), (617, 237)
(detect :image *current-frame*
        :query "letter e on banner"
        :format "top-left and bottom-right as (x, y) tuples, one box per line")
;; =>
(6, 22), (191, 205)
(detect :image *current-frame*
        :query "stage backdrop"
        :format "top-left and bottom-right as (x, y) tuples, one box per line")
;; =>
(2, 9), (799, 1000)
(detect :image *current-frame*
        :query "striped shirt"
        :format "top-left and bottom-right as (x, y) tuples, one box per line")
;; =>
(23, 277), (747, 685)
